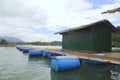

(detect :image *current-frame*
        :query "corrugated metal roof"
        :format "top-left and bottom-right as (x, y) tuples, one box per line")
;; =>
(55, 19), (115, 34)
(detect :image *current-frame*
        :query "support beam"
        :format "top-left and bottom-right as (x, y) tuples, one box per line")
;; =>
(102, 7), (120, 14)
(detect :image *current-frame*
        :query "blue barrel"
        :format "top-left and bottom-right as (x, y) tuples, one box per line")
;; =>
(29, 50), (43, 56)
(16, 46), (19, 50)
(20, 48), (31, 53)
(16, 46), (23, 51)
(47, 52), (65, 59)
(87, 53), (105, 65)
(51, 56), (80, 72)
(86, 60), (103, 65)
(16, 46), (31, 53)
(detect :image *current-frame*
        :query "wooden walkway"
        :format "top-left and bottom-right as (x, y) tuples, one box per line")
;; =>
(46, 49), (120, 65)
(21, 46), (120, 65)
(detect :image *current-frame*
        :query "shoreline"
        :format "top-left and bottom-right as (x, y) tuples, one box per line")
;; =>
(0, 44), (16, 47)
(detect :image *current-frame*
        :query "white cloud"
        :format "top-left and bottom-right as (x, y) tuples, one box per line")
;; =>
(115, 0), (120, 2)
(66, 0), (93, 13)
(0, 0), (48, 29)
(0, 0), (119, 42)
(0, 23), (61, 42)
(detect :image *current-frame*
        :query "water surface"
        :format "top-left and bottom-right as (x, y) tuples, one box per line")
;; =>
(0, 47), (120, 80)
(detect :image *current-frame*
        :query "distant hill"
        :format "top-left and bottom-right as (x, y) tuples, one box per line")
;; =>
(1, 36), (23, 43)
(0, 38), (2, 41)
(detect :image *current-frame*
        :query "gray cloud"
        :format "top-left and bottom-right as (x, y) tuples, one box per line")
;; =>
(0, 0), (119, 42)
(0, 0), (48, 28)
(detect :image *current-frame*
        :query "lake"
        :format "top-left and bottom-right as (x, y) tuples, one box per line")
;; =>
(0, 47), (120, 80)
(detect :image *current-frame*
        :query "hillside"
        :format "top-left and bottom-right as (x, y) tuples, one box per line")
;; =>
(0, 36), (23, 43)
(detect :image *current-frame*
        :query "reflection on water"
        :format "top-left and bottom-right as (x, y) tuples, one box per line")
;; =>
(110, 65), (120, 80)
(51, 69), (80, 80)
(28, 56), (50, 68)
(51, 63), (113, 80)
(79, 63), (112, 80)
(0, 47), (120, 80)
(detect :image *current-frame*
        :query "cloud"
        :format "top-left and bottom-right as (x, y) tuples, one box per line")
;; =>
(114, 0), (120, 2)
(0, 0), (119, 42)
(0, 0), (48, 29)
(66, 0), (93, 13)
(0, 0), (52, 42)
(0, 23), (61, 42)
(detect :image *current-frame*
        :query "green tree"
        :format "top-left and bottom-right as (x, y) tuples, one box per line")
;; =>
(0, 39), (8, 45)
(112, 26), (120, 47)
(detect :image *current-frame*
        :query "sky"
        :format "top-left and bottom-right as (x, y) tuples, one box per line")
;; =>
(0, 0), (120, 42)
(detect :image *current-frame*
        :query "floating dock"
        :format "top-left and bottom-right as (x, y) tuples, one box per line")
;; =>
(18, 46), (120, 65)
(45, 49), (120, 65)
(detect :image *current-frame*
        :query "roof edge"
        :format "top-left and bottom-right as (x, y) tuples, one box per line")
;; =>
(55, 19), (115, 34)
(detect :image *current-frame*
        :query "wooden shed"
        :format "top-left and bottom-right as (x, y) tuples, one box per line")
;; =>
(56, 19), (115, 52)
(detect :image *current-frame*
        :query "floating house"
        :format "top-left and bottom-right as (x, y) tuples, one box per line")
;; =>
(56, 19), (115, 52)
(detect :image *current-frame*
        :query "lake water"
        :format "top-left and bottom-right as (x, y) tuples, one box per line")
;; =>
(0, 47), (120, 80)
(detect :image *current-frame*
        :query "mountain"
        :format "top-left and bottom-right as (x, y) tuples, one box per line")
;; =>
(1, 36), (23, 43)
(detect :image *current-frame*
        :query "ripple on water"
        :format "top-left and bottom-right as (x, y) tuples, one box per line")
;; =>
(0, 47), (120, 80)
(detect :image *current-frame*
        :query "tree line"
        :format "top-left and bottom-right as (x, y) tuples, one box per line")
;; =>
(112, 26), (120, 47)
(23, 41), (62, 46)
(0, 39), (8, 45)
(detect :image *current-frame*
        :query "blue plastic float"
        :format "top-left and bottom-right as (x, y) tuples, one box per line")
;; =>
(16, 46), (19, 50)
(87, 53), (105, 65)
(29, 50), (43, 56)
(86, 60), (103, 65)
(21, 48), (32, 53)
(16, 46), (23, 51)
(51, 56), (80, 72)
(47, 52), (65, 59)
(16, 46), (31, 53)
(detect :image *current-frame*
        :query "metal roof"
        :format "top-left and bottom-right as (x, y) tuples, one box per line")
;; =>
(55, 19), (115, 34)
